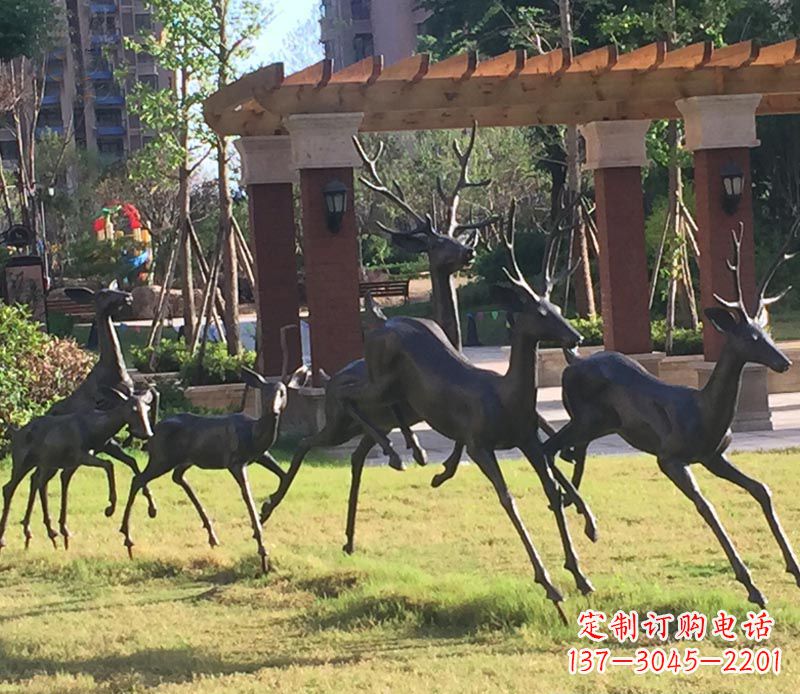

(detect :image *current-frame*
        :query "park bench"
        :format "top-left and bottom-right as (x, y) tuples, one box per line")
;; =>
(46, 292), (95, 322)
(358, 279), (410, 303)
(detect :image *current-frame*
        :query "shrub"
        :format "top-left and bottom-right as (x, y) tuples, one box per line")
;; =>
(131, 338), (189, 373)
(651, 320), (704, 356)
(472, 231), (547, 286)
(0, 304), (94, 441)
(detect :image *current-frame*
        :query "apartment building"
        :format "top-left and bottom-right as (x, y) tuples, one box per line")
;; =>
(319, 0), (429, 69)
(0, 0), (171, 164)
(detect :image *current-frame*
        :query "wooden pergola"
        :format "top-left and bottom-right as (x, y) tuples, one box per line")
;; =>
(205, 39), (800, 135)
(205, 39), (800, 423)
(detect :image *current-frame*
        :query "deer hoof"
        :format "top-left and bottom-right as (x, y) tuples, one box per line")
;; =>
(24, 533), (32, 550)
(388, 453), (405, 472)
(104, 505), (115, 517)
(584, 520), (598, 543)
(553, 600), (569, 627)
(747, 586), (767, 609)
(412, 446), (428, 467)
(260, 501), (274, 524)
(147, 506), (158, 519)
(342, 542), (354, 555)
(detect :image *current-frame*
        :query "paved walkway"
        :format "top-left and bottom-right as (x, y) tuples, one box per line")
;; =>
(321, 346), (800, 464)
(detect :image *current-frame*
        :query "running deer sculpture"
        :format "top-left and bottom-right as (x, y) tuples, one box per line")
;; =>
(47, 285), (159, 515)
(335, 203), (594, 623)
(260, 124), (497, 552)
(119, 369), (292, 574)
(1, 388), (154, 550)
(544, 224), (800, 608)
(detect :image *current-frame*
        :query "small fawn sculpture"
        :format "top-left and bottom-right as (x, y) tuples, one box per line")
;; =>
(544, 225), (800, 607)
(119, 369), (289, 574)
(2, 388), (154, 550)
(338, 203), (594, 623)
(48, 285), (158, 516)
(261, 124), (497, 553)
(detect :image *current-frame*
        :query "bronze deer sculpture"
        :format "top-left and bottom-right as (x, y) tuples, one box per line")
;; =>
(1, 388), (154, 550)
(119, 369), (290, 574)
(260, 124), (498, 554)
(338, 203), (594, 623)
(47, 286), (159, 518)
(544, 225), (800, 608)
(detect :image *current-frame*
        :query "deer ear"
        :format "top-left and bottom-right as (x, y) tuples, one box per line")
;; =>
(385, 230), (428, 254)
(492, 284), (525, 312)
(286, 365), (311, 390)
(136, 388), (154, 405)
(97, 386), (127, 409)
(269, 383), (288, 414)
(704, 307), (738, 334)
(64, 287), (95, 304)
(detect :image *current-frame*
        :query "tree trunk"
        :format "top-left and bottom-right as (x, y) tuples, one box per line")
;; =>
(218, 135), (240, 354)
(559, 0), (595, 317)
(178, 68), (195, 345)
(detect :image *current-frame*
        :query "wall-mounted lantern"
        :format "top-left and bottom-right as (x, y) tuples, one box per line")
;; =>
(721, 162), (745, 215)
(323, 179), (348, 233)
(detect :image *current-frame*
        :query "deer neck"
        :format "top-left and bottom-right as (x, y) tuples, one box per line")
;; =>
(430, 267), (462, 351)
(503, 328), (538, 414)
(253, 403), (279, 450)
(699, 342), (746, 438)
(97, 311), (126, 373)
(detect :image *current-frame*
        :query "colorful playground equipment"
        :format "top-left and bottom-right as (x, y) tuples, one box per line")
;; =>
(92, 202), (153, 287)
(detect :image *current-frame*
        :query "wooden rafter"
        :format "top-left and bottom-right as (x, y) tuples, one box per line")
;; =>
(207, 38), (800, 137)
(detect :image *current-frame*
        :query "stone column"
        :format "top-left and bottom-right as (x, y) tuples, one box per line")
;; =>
(580, 120), (653, 355)
(677, 95), (761, 361)
(287, 113), (364, 381)
(234, 136), (302, 377)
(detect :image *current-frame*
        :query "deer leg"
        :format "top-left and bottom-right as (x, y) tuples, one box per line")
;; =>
(21, 468), (40, 549)
(343, 435), (375, 555)
(231, 465), (269, 575)
(521, 438), (594, 596)
(260, 436), (314, 524)
(36, 468), (59, 548)
(704, 454), (800, 587)
(81, 454), (117, 516)
(431, 442), (464, 488)
(345, 403), (404, 471)
(254, 452), (285, 481)
(658, 458), (766, 608)
(390, 405), (427, 467)
(172, 466), (219, 548)
(0, 465), (32, 551)
(538, 414), (578, 466)
(548, 462), (597, 542)
(100, 441), (158, 519)
(468, 445), (567, 624)
(58, 468), (77, 549)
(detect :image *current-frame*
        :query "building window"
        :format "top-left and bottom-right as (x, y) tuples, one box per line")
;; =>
(138, 74), (158, 89)
(137, 52), (154, 66)
(351, 0), (370, 20)
(94, 80), (120, 97)
(96, 108), (122, 127)
(38, 108), (62, 128)
(43, 81), (61, 98)
(134, 13), (152, 31)
(98, 138), (124, 157)
(0, 140), (20, 160)
(90, 14), (117, 35)
(353, 33), (373, 61)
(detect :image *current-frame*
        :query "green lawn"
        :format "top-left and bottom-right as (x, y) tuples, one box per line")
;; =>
(0, 450), (799, 692)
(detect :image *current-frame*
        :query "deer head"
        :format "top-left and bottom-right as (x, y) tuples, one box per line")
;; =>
(704, 222), (797, 373)
(65, 282), (133, 319)
(497, 201), (582, 349)
(353, 122), (496, 276)
(97, 386), (154, 439)
(242, 368), (289, 417)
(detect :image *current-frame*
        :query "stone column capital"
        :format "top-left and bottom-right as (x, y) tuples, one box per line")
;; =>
(579, 120), (651, 170)
(234, 136), (296, 186)
(676, 94), (762, 151)
(286, 113), (364, 170)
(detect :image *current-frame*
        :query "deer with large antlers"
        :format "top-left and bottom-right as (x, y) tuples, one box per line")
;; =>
(260, 125), (497, 549)
(544, 223), (800, 607)
(332, 203), (596, 622)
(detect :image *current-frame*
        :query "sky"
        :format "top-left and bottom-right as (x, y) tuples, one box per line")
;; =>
(249, 0), (324, 73)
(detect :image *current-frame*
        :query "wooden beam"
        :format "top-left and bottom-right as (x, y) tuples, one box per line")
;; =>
(568, 45), (618, 73)
(330, 55), (383, 84)
(283, 59), (332, 86)
(521, 48), (570, 75)
(660, 41), (713, 69)
(426, 51), (478, 80)
(614, 41), (666, 71)
(707, 40), (760, 68)
(753, 39), (800, 66)
(473, 49), (526, 78)
(203, 62), (283, 120)
(378, 53), (430, 83)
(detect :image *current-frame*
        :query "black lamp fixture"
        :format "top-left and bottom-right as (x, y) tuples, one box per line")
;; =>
(721, 161), (745, 215)
(323, 179), (348, 232)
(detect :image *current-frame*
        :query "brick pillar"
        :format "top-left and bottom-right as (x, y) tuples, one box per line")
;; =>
(581, 120), (652, 354)
(288, 113), (364, 380)
(234, 136), (301, 376)
(677, 95), (761, 361)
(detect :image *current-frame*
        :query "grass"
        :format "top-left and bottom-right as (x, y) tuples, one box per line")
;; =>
(0, 450), (799, 692)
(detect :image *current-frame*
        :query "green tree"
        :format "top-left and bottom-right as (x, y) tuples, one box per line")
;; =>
(0, 0), (59, 61)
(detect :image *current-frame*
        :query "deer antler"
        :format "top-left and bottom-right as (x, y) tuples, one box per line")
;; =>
(756, 217), (800, 318)
(714, 223), (749, 316)
(502, 200), (539, 298)
(436, 122), (494, 237)
(352, 136), (429, 233)
(541, 194), (581, 299)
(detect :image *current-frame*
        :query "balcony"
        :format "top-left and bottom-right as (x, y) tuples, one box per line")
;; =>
(88, 69), (114, 80)
(91, 33), (120, 47)
(36, 125), (65, 136)
(97, 125), (125, 137)
(95, 94), (124, 106)
(41, 94), (61, 107)
(90, 2), (117, 14)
